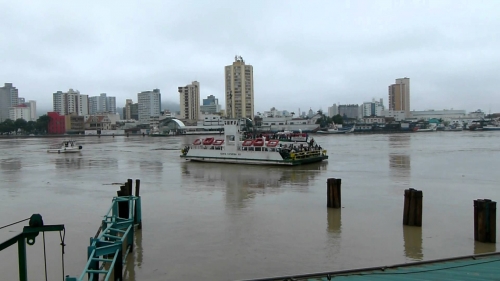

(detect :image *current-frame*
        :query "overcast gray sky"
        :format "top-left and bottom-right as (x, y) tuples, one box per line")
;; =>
(1, 0), (499, 114)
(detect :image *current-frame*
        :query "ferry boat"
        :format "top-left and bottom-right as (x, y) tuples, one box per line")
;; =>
(180, 119), (328, 166)
(47, 140), (83, 153)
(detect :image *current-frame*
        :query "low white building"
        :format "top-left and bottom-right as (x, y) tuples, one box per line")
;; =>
(197, 114), (224, 126)
(260, 114), (321, 131)
(467, 110), (485, 119)
(260, 107), (287, 118)
(410, 109), (466, 120)
(362, 117), (386, 124)
(382, 110), (406, 121)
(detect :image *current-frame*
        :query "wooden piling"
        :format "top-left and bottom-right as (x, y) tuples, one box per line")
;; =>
(134, 179), (142, 229)
(127, 179), (133, 196)
(403, 189), (411, 225)
(135, 179), (141, 197)
(403, 189), (423, 226)
(114, 248), (123, 281)
(117, 184), (130, 219)
(474, 199), (496, 243)
(327, 178), (341, 208)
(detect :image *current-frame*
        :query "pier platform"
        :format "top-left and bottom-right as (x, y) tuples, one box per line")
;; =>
(242, 252), (500, 281)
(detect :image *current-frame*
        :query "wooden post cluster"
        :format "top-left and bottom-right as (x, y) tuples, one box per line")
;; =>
(474, 199), (496, 243)
(324, 180), (497, 245)
(116, 179), (141, 220)
(327, 178), (341, 208)
(117, 179), (131, 218)
(403, 188), (423, 226)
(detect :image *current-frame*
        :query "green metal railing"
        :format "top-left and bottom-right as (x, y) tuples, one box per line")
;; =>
(0, 214), (65, 281)
(66, 194), (142, 281)
(0, 180), (142, 281)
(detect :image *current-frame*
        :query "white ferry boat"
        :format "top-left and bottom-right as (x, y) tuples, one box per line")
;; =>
(180, 119), (328, 166)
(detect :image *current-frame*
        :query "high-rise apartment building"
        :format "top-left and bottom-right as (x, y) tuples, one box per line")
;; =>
(388, 77), (410, 118)
(138, 89), (161, 123)
(89, 93), (116, 114)
(10, 100), (37, 121)
(124, 99), (132, 120)
(362, 98), (385, 117)
(27, 100), (37, 121)
(123, 99), (139, 120)
(338, 104), (361, 120)
(200, 95), (221, 114)
(327, 104), (338, 117)
(178, 81), (200, 121)
(0, 83), (19, 121)
(225, 56), (254, 119)
(52, 89), (89, 116)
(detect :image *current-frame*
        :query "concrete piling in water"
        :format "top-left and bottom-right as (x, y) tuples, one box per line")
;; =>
(474, 199), (496, 243)
(327, 178), (341, 208)
(403, 188), (423, 226)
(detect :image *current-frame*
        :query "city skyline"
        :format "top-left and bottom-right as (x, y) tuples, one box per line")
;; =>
(1, 1), (499, 114)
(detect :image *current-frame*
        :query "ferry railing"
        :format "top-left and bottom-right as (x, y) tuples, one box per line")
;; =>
(66, 193), (142, 281)
(293, 150), (321, 159)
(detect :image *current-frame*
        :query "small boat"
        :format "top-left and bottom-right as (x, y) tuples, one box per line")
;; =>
(413, 124), (437, 132)
(482, 125), (500, 131)
(443, 124), (463, 131)
(317, 125), (355, 134)
(482, 119), (500, 131)
(47, 140), (83, 153)
(180, 119), (328, 166)
(413, 128), (437, 132)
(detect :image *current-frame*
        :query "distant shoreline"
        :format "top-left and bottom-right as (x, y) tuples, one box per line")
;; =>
(0, 134), (146, 139)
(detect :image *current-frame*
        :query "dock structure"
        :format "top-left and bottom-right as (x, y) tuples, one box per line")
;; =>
(0, 214), (65, 281)
(66, 180), (142, 281)
(239, 252), (500, 281)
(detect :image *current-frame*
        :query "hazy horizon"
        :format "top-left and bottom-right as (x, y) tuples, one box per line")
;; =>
(2, 1), (499, 114)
